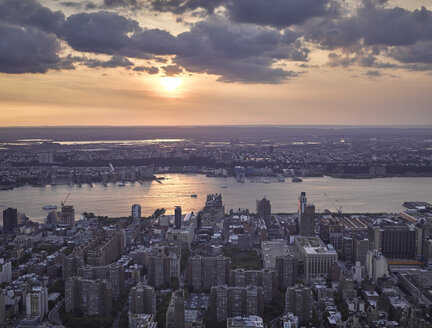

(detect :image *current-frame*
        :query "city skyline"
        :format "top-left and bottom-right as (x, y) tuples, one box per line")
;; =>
(1, 0), (432, 126)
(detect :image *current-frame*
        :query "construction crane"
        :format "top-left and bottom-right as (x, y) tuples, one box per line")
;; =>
(61, 193), (70, 206)
(323, 192), (342, 214)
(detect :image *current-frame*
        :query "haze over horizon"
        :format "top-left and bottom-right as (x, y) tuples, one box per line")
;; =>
(1, 0), (432, 126)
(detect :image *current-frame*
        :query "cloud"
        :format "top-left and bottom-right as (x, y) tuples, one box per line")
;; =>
(0, 0), (65, 34)
(162, 64), (183, 76)
(227, 0), (338, 28)
(0, 23), (72, 73)
(81, 55), (134, 68)
(133, 66), (159, 74)
(150, 0), (225, 14)
(62, 11), (140, 54)
(305, 2), (432, 49)
(388, 41), (432, 64)
(172, 18), (305, 83)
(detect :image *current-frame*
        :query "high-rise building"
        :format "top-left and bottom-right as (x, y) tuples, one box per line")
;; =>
(65, 276), (112, 316)
(166, 289), (185, 328)
(370, 223), (418, 260)
(148, 254), (180, 288)
(132, 204), (142, 219)
(61, 205), (75, 227)
(209, 285), (264, 323)
(298, 192), (315, 236)
(129, 282), (156, 315)
(285, 285), (312, 324)
(62, 253), (84, 279)
(175, 206), (182, 229)
(26, 286), (48, 318)
(366, 250), (389, 283)
(256, 197), (271, 224)
(229, 269), (277, 303)
(188, 255), (230, 291)
(2, 208), (17, 234)
(77, 264), (125, 300)
(276, 255), (298, 289)
(319, 217), (344, 251)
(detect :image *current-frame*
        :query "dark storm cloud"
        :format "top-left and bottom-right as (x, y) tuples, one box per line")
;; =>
(149, 0), (337, 27)
(226, 0), (337, 28)
(0, 23), (71, 73)
(0, 0), (65, 34)
(388, 41), (432, 64)
(305, 2), (432, 49)
(171, 18), (306, 83)
(60, 12), (306, 83)
(62, 12), (139, 54)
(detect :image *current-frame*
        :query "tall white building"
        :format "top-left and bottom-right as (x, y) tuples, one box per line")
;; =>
(26, 287), (48, 318)
(366, 250), (389, 283)
(132, 204), (142, 219)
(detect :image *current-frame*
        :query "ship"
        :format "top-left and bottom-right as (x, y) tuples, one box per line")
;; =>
(42, 205), (57, 210)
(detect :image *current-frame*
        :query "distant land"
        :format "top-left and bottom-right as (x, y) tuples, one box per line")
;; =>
(1, 125), (432, 142)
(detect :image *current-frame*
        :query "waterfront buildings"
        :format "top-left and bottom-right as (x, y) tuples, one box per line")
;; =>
(132, 204), (142, 219)
(298, 192), (315, 236)
(2, 208), (17, 234)
(61, 205), (75, 227)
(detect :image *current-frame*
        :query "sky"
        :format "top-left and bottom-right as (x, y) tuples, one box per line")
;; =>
(0, 0), (432, 126)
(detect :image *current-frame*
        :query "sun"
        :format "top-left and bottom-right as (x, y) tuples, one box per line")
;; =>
(160, 76), (182, 91)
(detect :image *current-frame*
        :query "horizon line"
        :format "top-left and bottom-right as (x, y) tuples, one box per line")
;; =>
(1, 124), (432, 129)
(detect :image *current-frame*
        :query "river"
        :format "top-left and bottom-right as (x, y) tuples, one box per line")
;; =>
(1, 174), (431, 222)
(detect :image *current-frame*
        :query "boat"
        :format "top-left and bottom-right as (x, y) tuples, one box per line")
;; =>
(118, 182), (126, 187)
(190, 194), (198, 198)
(43, 205), (57, 210)
(292, 177), (303, 183)
(221, 185), (228, 188)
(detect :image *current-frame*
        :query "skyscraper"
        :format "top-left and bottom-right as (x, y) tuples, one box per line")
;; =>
(256, 197), (271, 224)
(175, 206), (182, 229)
(61, 205), (75, 227)
(2, 208), (17, 234)
(298, 192), (315, 236)
(132, 204), (142, 219)
(166, 289), (185, 328)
